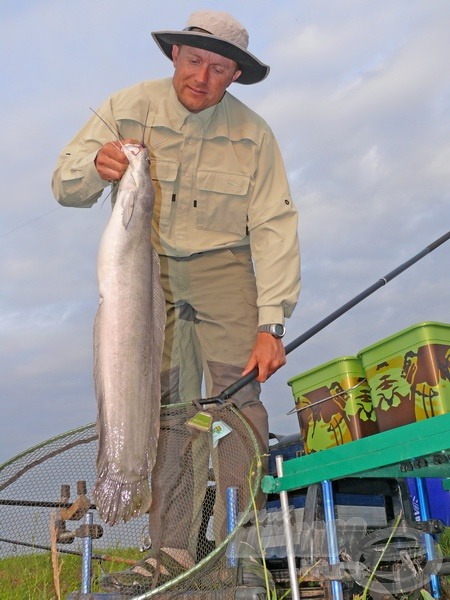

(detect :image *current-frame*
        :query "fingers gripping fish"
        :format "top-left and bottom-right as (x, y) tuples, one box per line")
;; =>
(93, 142), (165, 525)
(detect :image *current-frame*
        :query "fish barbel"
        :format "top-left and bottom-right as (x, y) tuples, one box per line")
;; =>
(93, 142), (165, 525)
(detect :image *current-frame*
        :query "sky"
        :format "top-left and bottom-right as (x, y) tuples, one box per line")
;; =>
(1, 0), (449, 464)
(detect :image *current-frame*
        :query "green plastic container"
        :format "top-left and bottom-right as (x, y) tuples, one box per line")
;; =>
(288, 356), (378, 454)
(357, 321), (450, 432)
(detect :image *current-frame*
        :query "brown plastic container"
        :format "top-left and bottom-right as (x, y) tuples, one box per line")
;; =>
(288, 356), (378, 454)
(357, 321), (450, 432)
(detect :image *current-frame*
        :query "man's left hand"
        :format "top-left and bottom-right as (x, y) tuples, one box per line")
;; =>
(241, 332), (286, 383)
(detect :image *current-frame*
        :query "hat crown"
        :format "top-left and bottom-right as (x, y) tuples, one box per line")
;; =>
(151, 10), (269, 84)
(186, 11), (249, 50)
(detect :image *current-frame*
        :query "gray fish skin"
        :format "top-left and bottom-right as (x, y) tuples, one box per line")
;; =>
(93, 143), (165, 525)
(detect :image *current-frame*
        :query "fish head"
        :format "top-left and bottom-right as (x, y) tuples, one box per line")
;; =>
(122, 142), (150, 166)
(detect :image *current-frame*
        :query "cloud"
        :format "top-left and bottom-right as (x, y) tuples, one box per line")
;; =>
(1, 0), (449, 464)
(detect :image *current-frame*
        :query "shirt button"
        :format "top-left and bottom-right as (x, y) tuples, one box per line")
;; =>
(177, 235), (183, 240)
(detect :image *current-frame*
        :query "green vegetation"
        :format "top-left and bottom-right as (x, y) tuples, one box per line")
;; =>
(0, 547), (142, 600)
(1, 528), (449, 599)
(439, 527), (450, 599)
(439, 526), (450, 558)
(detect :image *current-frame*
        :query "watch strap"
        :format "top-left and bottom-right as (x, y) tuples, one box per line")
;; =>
(258, 323), (286, 338)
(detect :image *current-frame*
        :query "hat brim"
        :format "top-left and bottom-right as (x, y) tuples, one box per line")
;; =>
(151, 30), (269, 85)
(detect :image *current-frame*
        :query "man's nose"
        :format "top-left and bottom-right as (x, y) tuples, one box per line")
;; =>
(195, 65), (209, 85)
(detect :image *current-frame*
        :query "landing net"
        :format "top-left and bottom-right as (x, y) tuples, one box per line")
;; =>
(0, 402), (263, 599)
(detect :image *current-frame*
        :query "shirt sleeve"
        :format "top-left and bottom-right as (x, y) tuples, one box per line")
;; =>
(51, 97), (118, 208)
(247, 126), (301, 325)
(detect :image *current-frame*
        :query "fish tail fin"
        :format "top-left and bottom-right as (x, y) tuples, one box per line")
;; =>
(93, 474), (152, 525)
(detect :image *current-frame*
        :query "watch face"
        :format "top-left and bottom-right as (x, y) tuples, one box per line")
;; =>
(271, 324), (285, 337)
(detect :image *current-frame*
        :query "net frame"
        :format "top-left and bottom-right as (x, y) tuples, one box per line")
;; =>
(0, 402), (263, 598)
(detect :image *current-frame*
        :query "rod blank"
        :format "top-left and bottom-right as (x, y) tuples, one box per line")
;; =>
(214, 229), (450, 402)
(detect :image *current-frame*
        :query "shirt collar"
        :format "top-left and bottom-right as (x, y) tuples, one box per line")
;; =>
(155, 82), (219, 131)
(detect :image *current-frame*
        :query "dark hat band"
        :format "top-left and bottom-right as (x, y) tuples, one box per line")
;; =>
(184, 26), (213, 34)
(151, 30), (269, 85)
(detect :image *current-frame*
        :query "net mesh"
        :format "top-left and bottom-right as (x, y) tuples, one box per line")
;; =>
(0, 402), (263, 599)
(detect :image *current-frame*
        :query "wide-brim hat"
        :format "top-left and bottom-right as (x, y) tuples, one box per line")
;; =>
(151, 10), (269, 85)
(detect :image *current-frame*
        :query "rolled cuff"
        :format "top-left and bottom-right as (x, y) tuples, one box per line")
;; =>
(258, 306), (286, 327)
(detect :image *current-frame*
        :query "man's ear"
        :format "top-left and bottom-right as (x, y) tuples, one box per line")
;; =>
(231, 69), (242, 83)
(171, 44), (180, 66)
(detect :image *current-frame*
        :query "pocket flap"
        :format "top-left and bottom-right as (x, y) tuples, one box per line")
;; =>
(152, 160), (179, 182)
(197, 171), (250, 196)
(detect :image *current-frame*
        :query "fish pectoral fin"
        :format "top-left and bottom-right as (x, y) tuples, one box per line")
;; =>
(121, 191), (136, 228)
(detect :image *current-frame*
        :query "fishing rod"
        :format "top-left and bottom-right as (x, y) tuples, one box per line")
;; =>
(200, 229), (450, 405)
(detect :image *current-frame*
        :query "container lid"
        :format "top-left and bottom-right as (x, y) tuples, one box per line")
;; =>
(356, 321), (449, 358)
(287, 355), (362, 387)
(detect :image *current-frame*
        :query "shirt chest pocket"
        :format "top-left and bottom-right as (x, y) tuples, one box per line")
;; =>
(196, 171), (251, 236)
(151, 160), (180, 229)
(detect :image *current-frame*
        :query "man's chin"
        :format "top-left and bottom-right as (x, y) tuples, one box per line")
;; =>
(178, 89), (212, 113)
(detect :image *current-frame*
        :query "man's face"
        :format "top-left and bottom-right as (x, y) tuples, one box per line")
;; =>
(171, 45), (242, 113)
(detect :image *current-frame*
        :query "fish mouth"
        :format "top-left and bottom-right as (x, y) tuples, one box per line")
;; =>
(125, 142), (147, 155)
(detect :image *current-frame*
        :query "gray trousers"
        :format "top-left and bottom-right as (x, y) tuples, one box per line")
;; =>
(149, 247), (269, 555)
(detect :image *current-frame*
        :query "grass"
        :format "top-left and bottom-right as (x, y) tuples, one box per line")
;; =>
(1, 518), (449, 599)
(439, 526), (450, 557)
(439, 527), (450, 600)
(0, 547), (142, 600)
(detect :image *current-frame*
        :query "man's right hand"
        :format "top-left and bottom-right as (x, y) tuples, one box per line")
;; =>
(95, 138), (138, 182)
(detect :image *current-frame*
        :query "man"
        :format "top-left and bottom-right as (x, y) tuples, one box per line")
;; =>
(53, 9), (300, 592)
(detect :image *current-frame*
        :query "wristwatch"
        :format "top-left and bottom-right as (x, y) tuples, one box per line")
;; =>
(258, 323), (286, 338)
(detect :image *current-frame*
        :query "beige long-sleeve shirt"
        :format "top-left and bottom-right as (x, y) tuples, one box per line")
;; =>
(52, 78), (300, 325)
